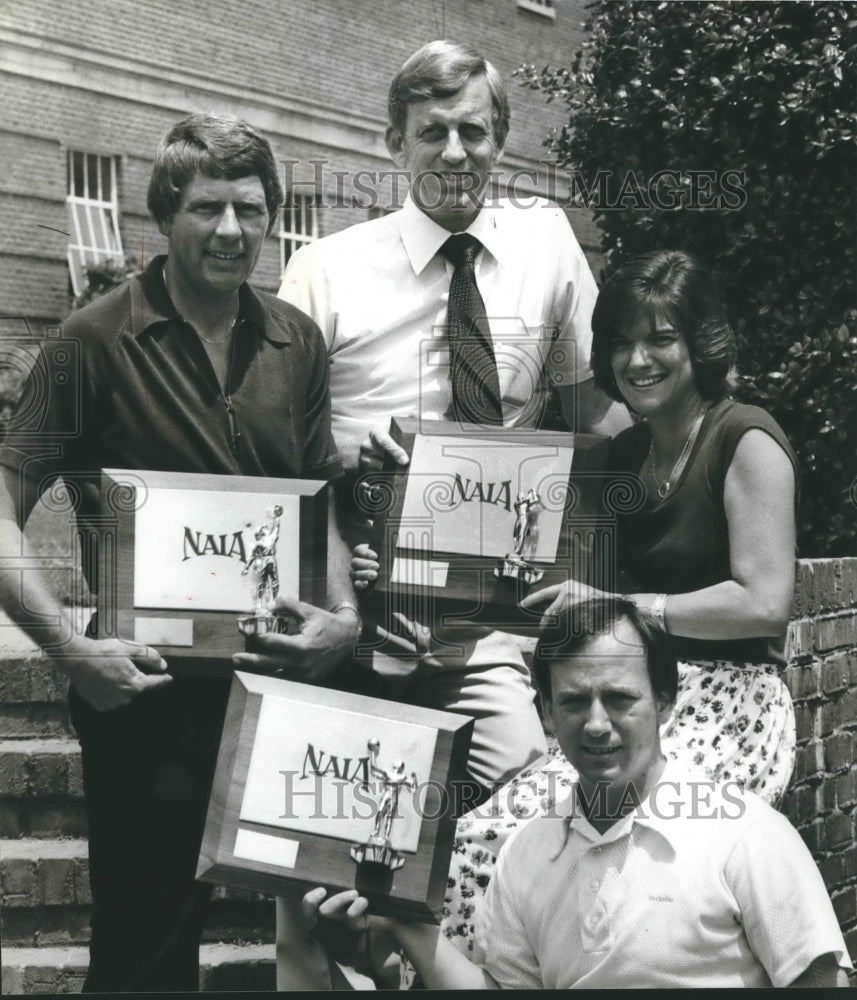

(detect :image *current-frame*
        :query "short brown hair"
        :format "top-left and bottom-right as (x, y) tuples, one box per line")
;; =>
(147, 112), (282, 235)
(388, 40), (510, 146)
(533, 597), (679, 705)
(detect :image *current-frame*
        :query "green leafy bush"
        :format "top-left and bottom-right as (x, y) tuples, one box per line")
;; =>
(518, 0), (856, 555)
(72, 255), (140, 309)
(739, 313), (857, 557)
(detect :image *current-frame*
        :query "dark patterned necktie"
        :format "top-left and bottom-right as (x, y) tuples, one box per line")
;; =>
(439, 233), (503, 425)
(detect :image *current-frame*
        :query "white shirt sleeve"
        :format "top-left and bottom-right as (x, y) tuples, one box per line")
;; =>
(474, 837), (544, 989)
(277, 242), (336, 351)
(725, 805), (852, 986)
(543, 205), (598, 387)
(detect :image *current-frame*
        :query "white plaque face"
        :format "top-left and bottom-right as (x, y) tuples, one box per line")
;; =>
(399, 435), (574, 561)
(239, 693), (437, 854)
(133, 488), (300, 612)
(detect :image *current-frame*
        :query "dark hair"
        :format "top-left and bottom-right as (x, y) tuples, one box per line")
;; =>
(590, 250), (736, 403)
(147, 112), (283, 235)
(533, 597), (678, 705)
(387, 40), (510, 147)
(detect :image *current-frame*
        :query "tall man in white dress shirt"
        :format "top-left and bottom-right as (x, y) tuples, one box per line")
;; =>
(279, 40), (628, 796)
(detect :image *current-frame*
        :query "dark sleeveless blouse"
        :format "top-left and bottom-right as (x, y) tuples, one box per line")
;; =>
(608, 399), (798, 665)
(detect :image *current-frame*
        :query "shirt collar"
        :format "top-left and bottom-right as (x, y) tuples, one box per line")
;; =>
(397, 194), (504, 276)
(130, 254), (288, 343)
(558, 758), (689, 852)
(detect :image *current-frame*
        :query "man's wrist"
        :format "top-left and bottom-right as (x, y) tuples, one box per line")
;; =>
(43, 630), (94, 661)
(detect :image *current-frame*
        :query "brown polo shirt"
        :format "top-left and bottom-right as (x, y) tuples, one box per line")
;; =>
(0, 255), (341, 589)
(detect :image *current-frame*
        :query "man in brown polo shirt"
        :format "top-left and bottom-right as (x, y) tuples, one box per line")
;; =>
(0, 112), (359, 992)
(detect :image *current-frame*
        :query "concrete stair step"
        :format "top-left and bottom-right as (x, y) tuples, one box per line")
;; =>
(1, 942), (276, 993)
(0, 701), (74, 739)
(0, 839), (276, 947)
(0, 656), (68, 706)
(0, 739), (86, 839)
(0, 654), (74, 737)
(0, 838), (90, 909)
(0, 739), (83, 800)
(0, 837), (92, 950)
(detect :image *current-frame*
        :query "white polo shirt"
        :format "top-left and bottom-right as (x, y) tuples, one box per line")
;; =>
(474, 762), (851, 988)
(278, 196), (597, 468)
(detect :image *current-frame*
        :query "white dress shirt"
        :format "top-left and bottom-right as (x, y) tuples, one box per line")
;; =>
(279, 196), (598, 468)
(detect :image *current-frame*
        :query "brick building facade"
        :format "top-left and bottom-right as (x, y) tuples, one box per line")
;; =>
(1, 0), (595, 332)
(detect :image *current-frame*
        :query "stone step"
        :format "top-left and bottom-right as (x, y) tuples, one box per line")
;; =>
(0, 839), (92, 950)
(0, 654), (74, 737)
(0, 656), (68, 706)
(0, 652), (73, 739)
(0, 739), (86, 839)
(0, 701), (74, 739)
(0, 739), (83, 799)
(1, 942), (276, 993)
(0, 839), (276, 947)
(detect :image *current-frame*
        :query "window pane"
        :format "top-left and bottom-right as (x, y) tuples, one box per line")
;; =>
(104, 208), (120, 253)
(68, 201), (85, 248)
(65, 151), (124, 295)
(72, 151), (85, 198)
(279, 194), (316, 277)
(101, 157), (112, 201)
(86, 154), (98, 200)
(67, 247), (85, 298)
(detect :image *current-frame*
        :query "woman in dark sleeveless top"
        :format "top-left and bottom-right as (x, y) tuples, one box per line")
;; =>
(427, 251), (798, 970)
(523, 248), (798, 799)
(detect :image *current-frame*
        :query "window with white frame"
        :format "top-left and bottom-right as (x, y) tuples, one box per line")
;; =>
(66, 151), (124, 297)
(279, 193), (318, 276)
(517, 0), (555, 18)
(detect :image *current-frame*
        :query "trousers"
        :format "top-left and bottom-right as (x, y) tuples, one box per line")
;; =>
(69, 677), (232, 993)
(355, 621), (548, 801)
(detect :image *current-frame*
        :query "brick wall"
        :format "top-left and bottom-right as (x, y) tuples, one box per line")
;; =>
(3, 0), (594, 323)
(782, 557), (857, 970)
(6, 0), (586, 167)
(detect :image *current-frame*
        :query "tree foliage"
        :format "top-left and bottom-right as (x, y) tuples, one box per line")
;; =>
(72, 255), (141, 309)
(518, 0), (856, 555)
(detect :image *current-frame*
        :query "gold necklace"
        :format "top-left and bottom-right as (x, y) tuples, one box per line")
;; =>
(196, 315), (238, 346)
(648, 405), (707, 499)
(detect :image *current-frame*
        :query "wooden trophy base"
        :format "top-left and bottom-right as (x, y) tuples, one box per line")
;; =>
(351, 839), (404, 902)
(236, 613), (298, 638)
(494, 556), (544, 586)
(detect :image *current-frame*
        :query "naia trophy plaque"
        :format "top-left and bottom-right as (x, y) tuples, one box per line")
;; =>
(197, 673), (473, 922)
(96, 470), (327, 673)
(360, 418), (613, 635)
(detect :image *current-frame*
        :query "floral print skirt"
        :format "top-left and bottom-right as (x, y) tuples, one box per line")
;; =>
(401, 659), (796, 985)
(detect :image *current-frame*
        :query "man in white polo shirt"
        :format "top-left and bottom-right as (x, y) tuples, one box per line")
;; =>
(279, 39), (627, 797)
(305, 598), (851, 988)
